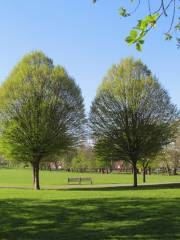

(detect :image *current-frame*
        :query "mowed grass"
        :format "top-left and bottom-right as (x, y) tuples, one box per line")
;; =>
(0, 168), (179, 187)
(0, 186), (180, 240)
(0, 169), (180, 239)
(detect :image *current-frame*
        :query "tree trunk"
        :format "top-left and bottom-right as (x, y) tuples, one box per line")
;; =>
(173, 168), (177, 175)
(166, 165), (171, 176)
(142, 167), (146, 183)
(133, 163), (138, 187)
(55, 162), (58, 170)
(32, 165), (36, 186)
(32, 161), (40, 190)
(35, 163), (40, 190)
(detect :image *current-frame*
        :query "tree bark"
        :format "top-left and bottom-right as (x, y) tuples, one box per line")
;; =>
(166, 165), (171, 176)
(133, 163), (138, 187)
(32, 161), (40, 190)
(142, 167), (146, 183)
(32, 164), (36, 186)
(173, 168), (177, 175)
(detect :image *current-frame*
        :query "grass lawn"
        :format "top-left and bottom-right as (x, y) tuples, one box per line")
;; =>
(0, 186), (180, 239)
(0, 168), (179, 187)
(0, 169), (179, 239)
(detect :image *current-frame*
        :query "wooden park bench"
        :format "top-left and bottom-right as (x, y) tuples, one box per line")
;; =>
(68, 177), (92, 184)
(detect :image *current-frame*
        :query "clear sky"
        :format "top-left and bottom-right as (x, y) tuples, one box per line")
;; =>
(0, 0), (179, 112)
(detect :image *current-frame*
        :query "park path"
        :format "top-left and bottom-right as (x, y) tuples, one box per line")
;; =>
(0, 182), (179, 190)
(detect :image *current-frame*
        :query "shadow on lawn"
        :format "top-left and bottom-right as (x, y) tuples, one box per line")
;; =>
(0, 191), (180, 240)
(57, 182), (180, 192)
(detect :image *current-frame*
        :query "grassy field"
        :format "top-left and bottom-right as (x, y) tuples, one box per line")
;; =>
(0, 186), (179, 239)
(0, 168), (179, 187)
(0, 169), (179, 239)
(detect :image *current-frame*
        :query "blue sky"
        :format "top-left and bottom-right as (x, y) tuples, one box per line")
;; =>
(0, 0), (179, 112)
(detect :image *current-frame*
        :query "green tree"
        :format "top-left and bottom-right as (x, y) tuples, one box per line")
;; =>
(154, 122), (180, 175)
(161, 130), (180, 175)
(94, 138), (116, 172)
(167, 144), (180, 175)
(93, 0), (180, 50)
(138, 157), (155, 183)
(71, 144), (96, 171)
(89, 57), (179, 187)
(0, 51), (85, 189)
(58, 150), (77, 170)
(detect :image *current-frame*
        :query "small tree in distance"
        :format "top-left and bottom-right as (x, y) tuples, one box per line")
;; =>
(156, 127), (180, 175)
(89, 57), (179, 187)
(0, 51), (85, 190)
(138, 157), (154, 183)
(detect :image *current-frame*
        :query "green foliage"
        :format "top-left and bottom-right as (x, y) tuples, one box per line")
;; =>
(119, 7), (130, 17)
(90, 57), (179, 186)
(125, 13), (160, 51)
(0, 51), (85, 188)
(71, 145), (96, 170)
(165, 33), (173, 40)
(93, 1), (180, 50)
(155, 125), (180, 174)
(57, 150), (77, 170)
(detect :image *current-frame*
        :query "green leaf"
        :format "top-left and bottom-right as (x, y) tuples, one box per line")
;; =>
(125, 36), (135, 45)
(136, 19), (148, 31)
(165, 33), (172, 40)
(136, 43), (142, 51)
(119, 7), (130, 17)
(175, 23), (180, 31)
(139, 39), (144, 44)
(130, 30), (138, 39)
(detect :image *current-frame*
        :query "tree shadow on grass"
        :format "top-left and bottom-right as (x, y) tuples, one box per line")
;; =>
(54, 182), (180, 192)
(0, 192), (179, 240)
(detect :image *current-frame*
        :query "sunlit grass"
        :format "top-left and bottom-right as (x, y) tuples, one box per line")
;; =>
(0, 168), (179, 239)
(0, 168), (179, 187)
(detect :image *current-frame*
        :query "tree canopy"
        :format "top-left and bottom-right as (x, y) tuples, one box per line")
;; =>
(71, 144), (96, 171)
(93, 0), (180, 50)
(89, 57), (179, 187)
(0, 51), (86, 189)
